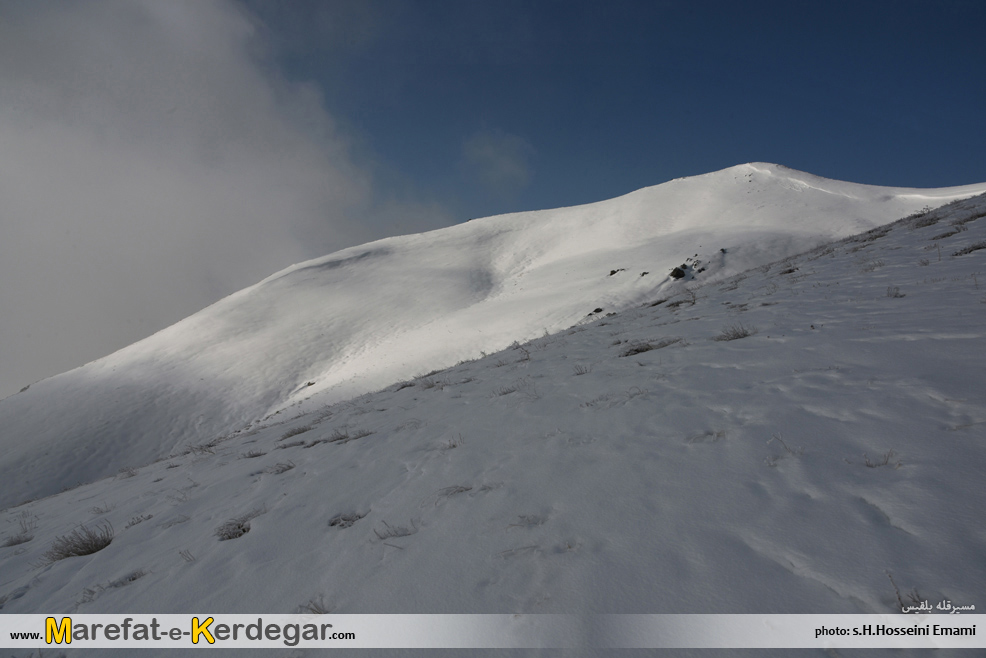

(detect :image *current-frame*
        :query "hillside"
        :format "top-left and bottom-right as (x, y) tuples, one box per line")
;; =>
(2, 183), (985, 656)
(2, 163), (985, 510)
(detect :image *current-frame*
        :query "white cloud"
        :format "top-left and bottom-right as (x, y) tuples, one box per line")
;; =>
(462, 128), (535, 195)
(0, 0), (447, 399)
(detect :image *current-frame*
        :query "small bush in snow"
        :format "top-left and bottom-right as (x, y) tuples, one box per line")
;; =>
(767, 433), (803, 456)
(279, 425), (312, 441)
(435, 485), (472, 503)
(950, 210), (986, 226)
(3, 514), (37, 547)
(619, 338), (681, 356)
(417, 376), (450, 390)
(125, 514), (153, 529)
(931, 227), (965, 241)
(111, 569), (148, 587)
(441, 434), (464, 450)
(215, 508), (265, 541)
(41, 522), (114, 563)
(373, 519), (418, 540)
(3, 532), (33, 548)
(161, 515), (190, 529)
(77, 569), (149, 604)
(491, 384), (517, 397)
(687, 430), (727, 444)
(507, 515), (546, 529)
(864, 450), (902, 469)
(907, 206), (936, 228)
(861, 259), (885, 272)
(322, 427), (373, 445)
(216, 519), (250, 541)
(328, 512), (365, 529)
(712, 324), (758, 341)
(953, 240), (986, 257)
(886, 286), (905, 298)
(395, 418), (424, 431)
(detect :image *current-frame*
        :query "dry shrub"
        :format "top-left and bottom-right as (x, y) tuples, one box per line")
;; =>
(41, 522), (114, 563)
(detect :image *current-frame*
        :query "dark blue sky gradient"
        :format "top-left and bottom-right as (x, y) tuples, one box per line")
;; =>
(245, 0), (986, 223)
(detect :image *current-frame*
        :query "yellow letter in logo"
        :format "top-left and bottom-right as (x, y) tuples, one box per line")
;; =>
(192, 617), (215, 645)
(45, 617), (71, 644)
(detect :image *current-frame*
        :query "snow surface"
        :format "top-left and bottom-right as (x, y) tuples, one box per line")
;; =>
(1, 163), (985, 511)
(1, 165), (986, 657)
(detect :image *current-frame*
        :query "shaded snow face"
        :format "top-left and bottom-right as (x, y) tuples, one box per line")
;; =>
(0, 192), (984, 650)
(0, 163), (984, 509)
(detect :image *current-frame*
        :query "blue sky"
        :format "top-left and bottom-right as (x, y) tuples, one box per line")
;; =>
(0, 0), (983, 399)
(246, 0), (986, 222)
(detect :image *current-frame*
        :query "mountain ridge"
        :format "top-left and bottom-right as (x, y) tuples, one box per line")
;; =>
(1, 162), (984, 509)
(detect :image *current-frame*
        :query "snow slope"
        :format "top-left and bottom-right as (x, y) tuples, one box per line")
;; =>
(1, 186), (985, 657)
(1, 163), (984, 511)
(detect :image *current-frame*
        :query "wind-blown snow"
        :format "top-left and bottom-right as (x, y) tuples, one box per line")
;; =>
(1, 163), (984, 510)
(1, 171), (985, 657)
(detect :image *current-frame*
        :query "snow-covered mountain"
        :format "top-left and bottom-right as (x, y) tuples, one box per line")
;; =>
(2, 163), (984, 511)
(2, 165), (986, 656)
